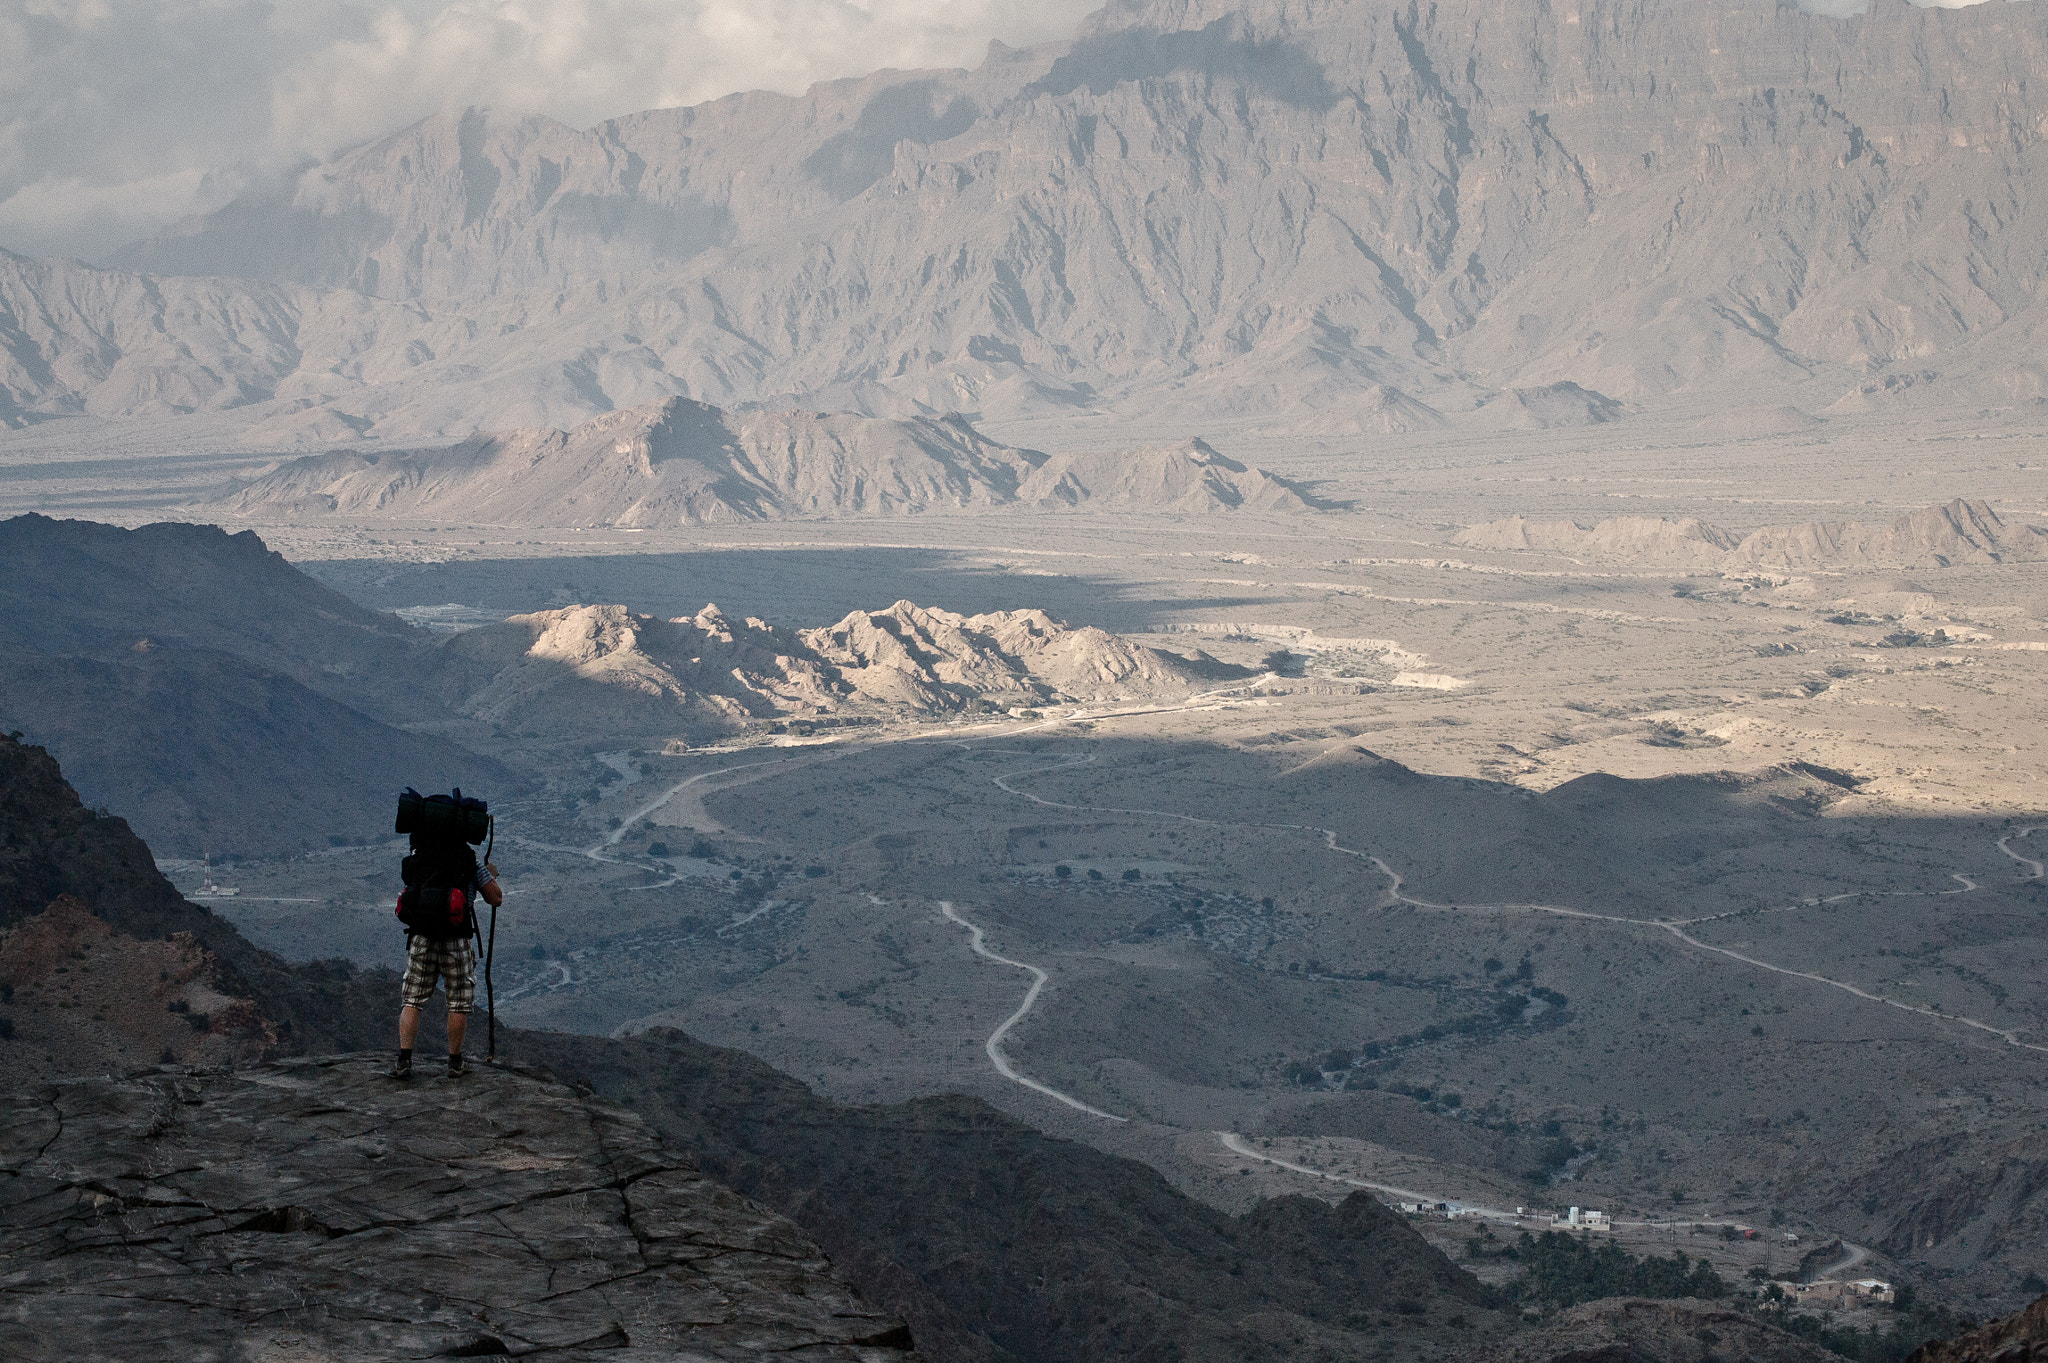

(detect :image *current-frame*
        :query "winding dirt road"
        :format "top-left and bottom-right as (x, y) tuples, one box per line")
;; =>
(1999, 827), (2045, 880)
(938, 900), (1128, 1123)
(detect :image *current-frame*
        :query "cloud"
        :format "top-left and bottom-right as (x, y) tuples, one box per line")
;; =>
(0, 0), (2011, 261)
(0, 0), (1100, 260)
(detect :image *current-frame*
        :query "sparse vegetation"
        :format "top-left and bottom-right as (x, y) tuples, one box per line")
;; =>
(1508, 1232), (1728, 1312)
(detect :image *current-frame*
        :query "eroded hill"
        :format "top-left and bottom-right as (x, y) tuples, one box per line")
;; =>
(210, 399), (1321, 523)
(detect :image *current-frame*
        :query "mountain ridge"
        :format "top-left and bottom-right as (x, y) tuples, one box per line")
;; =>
(11, 0), (2048, 437)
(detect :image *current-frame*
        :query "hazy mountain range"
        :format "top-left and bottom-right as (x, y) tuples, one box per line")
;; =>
(7, 0), (2048, 441)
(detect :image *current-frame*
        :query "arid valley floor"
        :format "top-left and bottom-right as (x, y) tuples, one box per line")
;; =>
(8, 402), (2048, 1319)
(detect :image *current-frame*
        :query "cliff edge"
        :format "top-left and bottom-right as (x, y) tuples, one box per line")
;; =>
(0, 1055), (917, 1361)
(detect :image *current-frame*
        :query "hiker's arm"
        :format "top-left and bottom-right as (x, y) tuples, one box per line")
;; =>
(480, 862), (504, 909)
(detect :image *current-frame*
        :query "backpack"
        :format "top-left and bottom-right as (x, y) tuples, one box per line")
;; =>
(395, 837), (479, 940)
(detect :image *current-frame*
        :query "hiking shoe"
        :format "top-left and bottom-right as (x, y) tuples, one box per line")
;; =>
(386, 1059), (413, 1081)
(447, 1054), (468, 1078)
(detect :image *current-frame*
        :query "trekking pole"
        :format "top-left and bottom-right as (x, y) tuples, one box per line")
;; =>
(483, 815), (497, 1063)
(485, 902), (497, 1062)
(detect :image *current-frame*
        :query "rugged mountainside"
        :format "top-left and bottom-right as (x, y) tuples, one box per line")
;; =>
(0, 515), (509, 856)
(1457, 498), (2048, 571)
(0, 1057), (917, 1361)
(0, 732), (390, 1064)
(0, 514), (421, 691)
(438, 598), (1244, 739)
(12, 0), (2048, 436)
(211, 398), (1322, 524)
(1473, 1299), (1839, 1363)
(1907, 1290), (2048, 1362)
(522, 1026), (1508, 1363)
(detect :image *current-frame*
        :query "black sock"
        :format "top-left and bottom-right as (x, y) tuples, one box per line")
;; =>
(397, 1047), (413, 1067)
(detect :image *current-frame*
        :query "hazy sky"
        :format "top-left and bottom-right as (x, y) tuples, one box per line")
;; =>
(0, 0), (2001, 264)
(0, 0), (1102, 261)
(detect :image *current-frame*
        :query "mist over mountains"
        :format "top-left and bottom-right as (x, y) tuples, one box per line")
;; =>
(8, 0), (2048, 439)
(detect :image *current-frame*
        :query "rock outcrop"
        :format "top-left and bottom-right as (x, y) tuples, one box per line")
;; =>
(1731, 499), (2048, 572)
(0, 894), (274, 1085)
(210, 399), (1322, 524)
(437, 598), (1243, 738)
(1456, 499), (2048, 571)
(0, 1056), (916, 1360)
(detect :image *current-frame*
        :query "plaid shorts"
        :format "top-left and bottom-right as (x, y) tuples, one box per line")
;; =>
(402, 935), (477, 1013)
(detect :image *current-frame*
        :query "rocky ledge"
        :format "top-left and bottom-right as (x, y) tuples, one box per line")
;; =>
(0, 1055), (916, 1360)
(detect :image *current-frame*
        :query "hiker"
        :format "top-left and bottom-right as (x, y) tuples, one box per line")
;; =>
(389, 787), (503, 1080)
(391, 855), (502, 1079)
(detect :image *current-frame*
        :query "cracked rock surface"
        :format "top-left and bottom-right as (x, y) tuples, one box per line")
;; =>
(0, 1055), (916, 1361)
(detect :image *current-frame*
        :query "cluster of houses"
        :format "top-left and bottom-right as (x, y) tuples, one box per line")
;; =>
(1380, 1200), (1898, 1310)
(1786, 1279), (1896, 1306)
(1390, 1201), (1612, 1232)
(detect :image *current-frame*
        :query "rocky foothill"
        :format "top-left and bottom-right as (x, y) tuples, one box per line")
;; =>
(440, 596), (1243, 740)
(211, 398), (1323, 525)
(1456, 499), (2048, 572)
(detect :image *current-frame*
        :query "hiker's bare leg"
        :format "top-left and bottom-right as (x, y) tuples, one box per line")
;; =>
(448, 1011), (467, 1055)
(399, 1004), (421, 1049)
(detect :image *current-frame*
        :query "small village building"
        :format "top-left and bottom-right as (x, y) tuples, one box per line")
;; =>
(1552, 1207), (1611, 1232)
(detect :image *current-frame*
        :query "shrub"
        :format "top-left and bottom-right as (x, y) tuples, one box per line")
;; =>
(647, 841), (669, 857)
(1054, 865), (1072, 878)
(1123, 868), (1141, 881)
